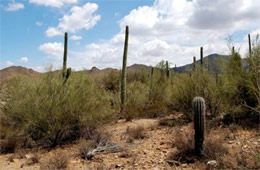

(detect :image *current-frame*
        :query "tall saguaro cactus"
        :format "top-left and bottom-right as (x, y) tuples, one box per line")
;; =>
(232, 46), (235, 55)
(63, 32), (68, 78)
(248, 34), (252, 57)
(200, 47), (203, 66)
(166, 61), (170, 78)
(62, 32), (71, 83)
(149, 67), (154, 100)
(192, 97), (206, 156)
(120, 26), (129, 112)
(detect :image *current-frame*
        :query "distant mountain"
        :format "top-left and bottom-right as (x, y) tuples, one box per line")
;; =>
(173, 54), (231, 73)
(0, 66), (40, 83)
(0, 54), (249, 82)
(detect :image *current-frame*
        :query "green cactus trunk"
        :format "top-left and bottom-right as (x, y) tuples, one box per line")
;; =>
(120, 26), (129, 112)
(62, 32), (71, 83)
(248, 34), (252, 57)
(200, 47), (203, 66)
(166, 61), (170, 78)
(63, 32), (68, 78)
(193, 56), (196, 70)
(149, 67), (154, 100)
(192, 97), (205, 156)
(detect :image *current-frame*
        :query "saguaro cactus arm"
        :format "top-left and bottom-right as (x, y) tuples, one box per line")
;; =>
(120, 26), (129, 111)
(192, 96), (206, 156)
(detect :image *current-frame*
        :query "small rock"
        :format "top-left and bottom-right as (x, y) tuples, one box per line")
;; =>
(228, 141), (234, 144)
(25, 154), (33, 159)
(252, 142), (258, 145)
(115, 164), (121, 168)
(207, 160), (217, 168)
(181, 163), (188, 168)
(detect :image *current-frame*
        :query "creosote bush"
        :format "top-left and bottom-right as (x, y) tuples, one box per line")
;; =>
(3, 71), (113, 147)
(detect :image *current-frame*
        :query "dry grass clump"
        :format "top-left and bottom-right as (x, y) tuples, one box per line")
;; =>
(40, 152), (69, 170)
(126, 125), (145, 140)
(78, 140), (94, 160)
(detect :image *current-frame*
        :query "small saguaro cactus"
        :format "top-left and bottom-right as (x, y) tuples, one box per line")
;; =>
(120, 25), (129, 112)
(192, 96), (206, 156)
(166, 61), (170, 78)
(62, 32), (71, 82)
(200, 47), (203, 66)
(232, 46), (235, 55)
(193, 56), (196, 70)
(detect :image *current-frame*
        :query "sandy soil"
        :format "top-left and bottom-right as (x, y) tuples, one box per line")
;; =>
(0, 114), (259, 170)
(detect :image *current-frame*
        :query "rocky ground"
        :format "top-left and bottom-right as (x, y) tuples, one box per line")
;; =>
(0, 113), (259, 170)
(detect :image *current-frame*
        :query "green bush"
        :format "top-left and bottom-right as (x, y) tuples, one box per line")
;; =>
(124, 81), (149, 120)
(3, 71), (113, 147)
(170, 68), (220, 119)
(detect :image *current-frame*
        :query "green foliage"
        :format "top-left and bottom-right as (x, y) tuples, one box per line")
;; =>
(3, 71), (113, 147)
(124, 81), (149, 120)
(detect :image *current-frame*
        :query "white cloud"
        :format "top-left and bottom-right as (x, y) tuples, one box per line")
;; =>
(29, 0), (77, 8)
(45, 27), (63, 37)
(20, 57), (29, 63)
(39, 42), (63, 59)
(5, 2), (24, 11)
(36, 21), (43, 27)
(45, 3), (101, 37)
(70, 35), (82, 40)
(6, 61), (14, 66)
(41, 0), (260, 70)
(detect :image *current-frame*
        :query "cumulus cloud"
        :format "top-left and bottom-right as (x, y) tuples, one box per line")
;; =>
(5, 2), (24, 11)
(20, 57), (29, 63)
(39, 42), (63, 59)
(45, 3), (101, 37)
(70, 35), (82, 40)
(42, 0), (260, 70)
(29, 0), (77, 8)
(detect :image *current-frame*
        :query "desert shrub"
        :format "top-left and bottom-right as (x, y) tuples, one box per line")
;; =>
(40, 152), (69, 170)
(79, 140), (93, 160)
(127, 67), (149, 84)
(170, 68), (220, 119)
(101, 70), (120, 93)
(3, 71), (113, 147)
(124, 81), (149, 120)
(146, 62), (172, 117)
(126, 125), (145, 140)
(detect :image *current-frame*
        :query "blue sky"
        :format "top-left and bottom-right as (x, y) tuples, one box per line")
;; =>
(1, 0), (260, 71)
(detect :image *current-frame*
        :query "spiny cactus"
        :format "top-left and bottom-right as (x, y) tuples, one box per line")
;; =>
(232, 46), (235, 55)
(62, 32), (71, 82)
(120, 26), (129, 112)
(166, 61), (170, 78)
(193, 56), (196, 70)
(200, 47), (203, 66)
(192, 96), (205, 156)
